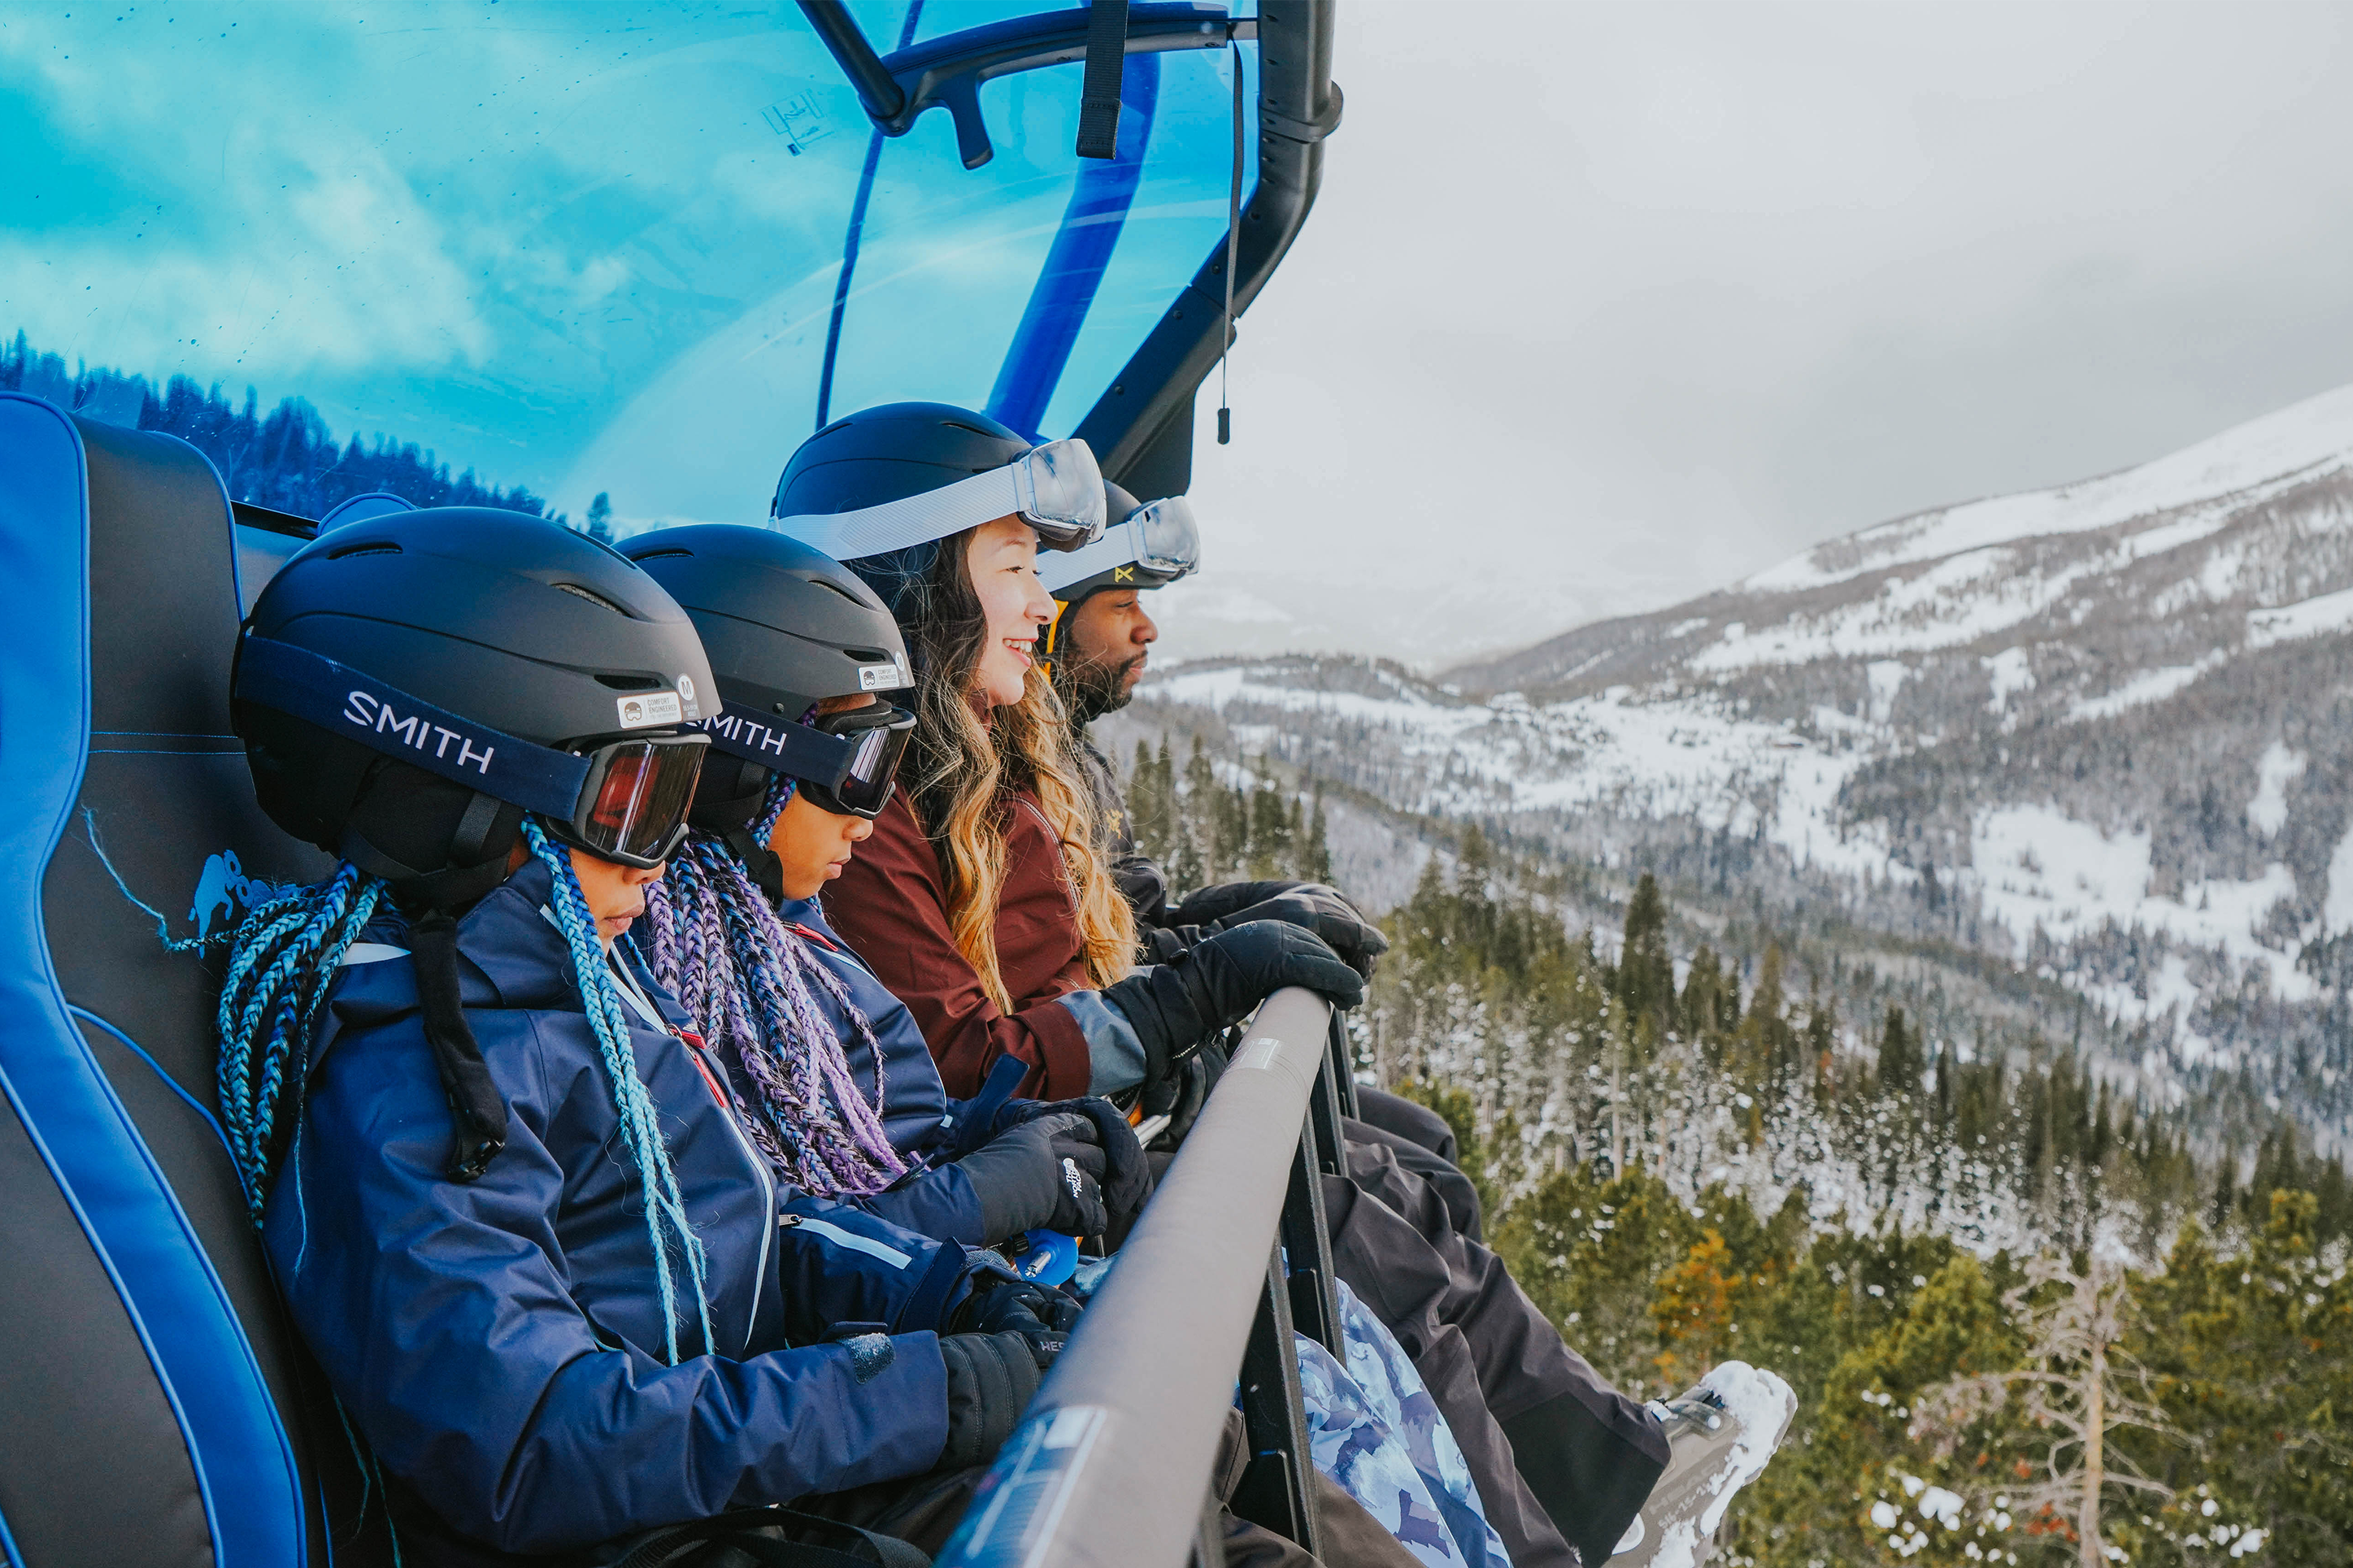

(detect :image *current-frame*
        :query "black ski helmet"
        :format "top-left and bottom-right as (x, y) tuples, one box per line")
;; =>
(624, 524), (913, 885)
(773, 402), (1033, 523)
(1045, 480), (1150, 660)
(772, 402), (1099, 615)
(235, 507), (717, 905)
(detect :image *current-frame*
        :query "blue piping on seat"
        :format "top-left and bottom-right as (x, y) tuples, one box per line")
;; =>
(0, 393), (307, 1568)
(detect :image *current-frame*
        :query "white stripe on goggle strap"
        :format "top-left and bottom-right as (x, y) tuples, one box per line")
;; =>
(773, 437), (1105, 561)
(1038, 498), (1201, 593)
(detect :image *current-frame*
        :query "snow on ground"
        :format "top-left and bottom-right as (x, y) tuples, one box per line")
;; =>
(1150, 662), (1901, 885)
(1150, 661), (2325, 1037)
(1696, 546), (2099, 672)
(1744, 381), (2353, 594)
(2247, 741), (2306, 839)
(2326, 824), (2353, 936)
(1969, 804), (2313, 1024)
(1982, 646), (2036, 710)
(2246, 583), (2353, 649)
(2067, 652), (2225, 721)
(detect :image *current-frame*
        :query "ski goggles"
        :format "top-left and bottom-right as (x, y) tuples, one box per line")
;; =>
(694, 699), (917, 819)
(1039, 493), (1201, 595)
(235, 635), (708, 870)
(773, 437), (1107, 561)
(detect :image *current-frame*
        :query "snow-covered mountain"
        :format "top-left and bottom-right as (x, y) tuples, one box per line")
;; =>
(1114, 383), (2353, 1140)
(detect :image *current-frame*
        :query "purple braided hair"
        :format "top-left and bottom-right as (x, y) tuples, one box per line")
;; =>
(646, 776), (908, 1197)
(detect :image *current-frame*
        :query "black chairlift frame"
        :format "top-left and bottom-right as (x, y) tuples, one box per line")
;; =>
(796, 0), (1341, 501)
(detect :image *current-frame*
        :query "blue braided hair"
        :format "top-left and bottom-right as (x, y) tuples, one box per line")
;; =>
(520, 817), (715, 1363)
(214, 867), (405, 1561)
(645, 774), (910, 1198)
(217, 862), (387, 1220)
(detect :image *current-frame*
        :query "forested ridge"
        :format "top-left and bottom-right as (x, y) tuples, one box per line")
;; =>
(2, 331), (555, 521)
(1122, 730), (2353, 1566)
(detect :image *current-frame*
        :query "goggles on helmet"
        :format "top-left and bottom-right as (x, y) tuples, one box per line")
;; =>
(1038, 493), (1201, 596)
(236, 635), (708, 871)
(694, 699), (916, 819)
(774, 437), (1107, 560)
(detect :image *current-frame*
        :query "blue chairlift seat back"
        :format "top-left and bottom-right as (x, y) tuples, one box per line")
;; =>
(0, 392), (365, 1568)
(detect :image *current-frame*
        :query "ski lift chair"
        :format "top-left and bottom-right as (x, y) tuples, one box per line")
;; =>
(0, 392), (342, 1568)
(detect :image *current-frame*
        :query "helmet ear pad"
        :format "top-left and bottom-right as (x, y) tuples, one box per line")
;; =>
(687, 754), (788, 902)
(689, 754), (773, 836)
(239, 705), (524, 907)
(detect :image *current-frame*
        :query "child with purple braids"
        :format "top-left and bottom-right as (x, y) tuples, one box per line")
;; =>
(624, 526), (1150, 1250)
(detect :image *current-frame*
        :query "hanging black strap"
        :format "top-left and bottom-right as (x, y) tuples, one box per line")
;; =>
(1217, 28), (1243, 445)
(606, 1506), (931, 1568)
(409, 907), (508, 1181)
(1074, 0), (1131, 159)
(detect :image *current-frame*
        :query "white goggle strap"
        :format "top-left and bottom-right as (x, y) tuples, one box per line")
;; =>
(1038, 519), (1139, 593)
(774, 463), (1028, 562)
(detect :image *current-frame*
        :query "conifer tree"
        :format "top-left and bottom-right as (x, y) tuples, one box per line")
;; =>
(1914, 1257), (2181, 1568)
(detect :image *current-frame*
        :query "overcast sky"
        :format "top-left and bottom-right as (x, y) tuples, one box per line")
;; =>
(1157, 0), (2353, 666)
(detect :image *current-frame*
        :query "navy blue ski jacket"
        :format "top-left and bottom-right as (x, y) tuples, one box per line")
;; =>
(264, 858), (970, 1558)
(772, 895), (989, 1244)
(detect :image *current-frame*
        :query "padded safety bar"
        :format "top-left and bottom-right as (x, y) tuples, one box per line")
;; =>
(935, 987), (1333, 1568)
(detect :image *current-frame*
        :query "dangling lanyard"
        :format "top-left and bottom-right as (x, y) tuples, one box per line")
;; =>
(607, 944), (734, 1113)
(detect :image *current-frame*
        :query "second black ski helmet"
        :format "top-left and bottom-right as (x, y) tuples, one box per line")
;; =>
(624, 525), (916, 834)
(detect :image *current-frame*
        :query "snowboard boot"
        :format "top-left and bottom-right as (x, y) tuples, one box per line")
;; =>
(1608, 1362), (1796, 1566)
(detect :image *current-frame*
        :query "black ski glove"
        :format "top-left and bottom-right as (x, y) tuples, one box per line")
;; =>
(1102, 921), (1367, 1115)
(1163, 881), (1389, 978)
(936, 1331), (1044, 1470)
(951, 1279), (1081, 1368)
(998, 1096), (1153, 1244)
(955, 1111), (1108, 1242)
(1165, 880), (1316, 927)
(1211, 886), (1389, 979)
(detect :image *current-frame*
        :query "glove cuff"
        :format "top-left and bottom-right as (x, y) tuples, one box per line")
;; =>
(938, 1331), (1045, 1470)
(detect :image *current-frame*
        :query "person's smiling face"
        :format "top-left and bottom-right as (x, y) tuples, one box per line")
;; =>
(964, 515), (1055, 709)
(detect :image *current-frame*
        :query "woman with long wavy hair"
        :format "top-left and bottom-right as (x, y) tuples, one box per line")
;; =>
(775, 403), (1365, 1111)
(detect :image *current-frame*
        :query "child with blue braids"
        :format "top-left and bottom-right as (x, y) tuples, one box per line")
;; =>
(217, 508), (1086, 1567)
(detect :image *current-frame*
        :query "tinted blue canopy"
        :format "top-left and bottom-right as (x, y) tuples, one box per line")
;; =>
(2, 1), (1259, 528)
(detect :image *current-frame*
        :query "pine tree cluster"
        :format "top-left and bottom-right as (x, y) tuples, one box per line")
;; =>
(3, 331), (555, 523)
(1372, 856), (2353, 1564)
(1124, 732), (1333, 897)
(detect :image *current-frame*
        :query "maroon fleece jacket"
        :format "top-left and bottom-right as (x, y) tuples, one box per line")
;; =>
(823, 787), (1095, 1100)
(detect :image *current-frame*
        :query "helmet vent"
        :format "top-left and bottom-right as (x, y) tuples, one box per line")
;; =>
(327, 540), (402, 559)
(846, 648), (893, 664)
(595, 673), (666, 693)
(812, 580), (864, 606)
(556, 583), (626, 615)
(942, 420), (997, 438)
(632, 548), (693, 562)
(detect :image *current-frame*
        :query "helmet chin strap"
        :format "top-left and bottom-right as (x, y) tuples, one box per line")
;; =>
(694, 780), (786, 903)
(1040, 597), (1071, 666)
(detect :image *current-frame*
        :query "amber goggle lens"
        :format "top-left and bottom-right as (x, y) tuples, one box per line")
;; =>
(575, 736), (705, 867)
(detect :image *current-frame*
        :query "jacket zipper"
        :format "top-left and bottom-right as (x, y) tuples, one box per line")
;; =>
(602, 941), (776, 1355)
(1015, 797), (1081, 916)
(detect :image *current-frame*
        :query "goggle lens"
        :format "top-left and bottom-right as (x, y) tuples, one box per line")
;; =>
(1015, 438), (1107, 548)
(1129, 495), (1200, 577)
(574, 737), (705, 866)
(802, 706), (915, 818)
